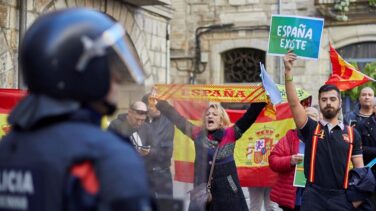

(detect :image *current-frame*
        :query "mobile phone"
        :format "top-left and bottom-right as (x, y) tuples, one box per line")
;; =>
(138, 145), (151, 150)
(350, 120), (357, 127)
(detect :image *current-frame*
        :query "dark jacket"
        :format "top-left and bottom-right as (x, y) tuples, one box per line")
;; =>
(108, 113), (152, 149)
(142, 114), (174, 171)
(141, 115), (175, 197)
(108, 113), (135, 138)
(344, 108), (370, 127)
(346, 167), (376, 202)
(0, 95), (151, 211)
(356, 115), (376, 165)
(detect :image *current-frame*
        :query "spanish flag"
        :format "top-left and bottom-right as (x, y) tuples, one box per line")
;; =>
(0, 89), (27, 139)
(155, 84), (311, 187)
(325, 44), (375, 91)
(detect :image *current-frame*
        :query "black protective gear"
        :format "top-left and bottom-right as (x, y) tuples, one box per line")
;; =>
(19, 8), (145, 102)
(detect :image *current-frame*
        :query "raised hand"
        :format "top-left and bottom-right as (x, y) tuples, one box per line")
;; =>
(148, 87), (158, 108)
(290, 153), (303, 166)
(283, 50), (297, 73)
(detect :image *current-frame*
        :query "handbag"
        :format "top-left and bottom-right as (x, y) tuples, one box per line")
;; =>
(189, 146), (219, 208)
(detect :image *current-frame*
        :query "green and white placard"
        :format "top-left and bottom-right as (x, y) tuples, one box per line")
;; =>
(268, 15), (324, 60)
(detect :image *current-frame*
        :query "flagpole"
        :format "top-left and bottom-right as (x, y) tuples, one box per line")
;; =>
(278, 0), (284, 84)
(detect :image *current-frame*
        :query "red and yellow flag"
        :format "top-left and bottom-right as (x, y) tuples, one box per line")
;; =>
(325, 44), (375, 91)
(155, 84), (311, 187)
(0, 89), (27, 139)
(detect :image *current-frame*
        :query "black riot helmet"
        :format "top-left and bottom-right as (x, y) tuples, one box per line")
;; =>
(19, 8), (145, 102)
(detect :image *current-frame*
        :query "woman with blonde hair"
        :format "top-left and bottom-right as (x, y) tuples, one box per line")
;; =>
(200, 102), (231, 128)
(154, 99), (266, 211)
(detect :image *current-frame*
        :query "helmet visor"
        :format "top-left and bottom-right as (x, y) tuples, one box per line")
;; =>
(76, 23), (146, 85)
(111, 32), (146, 85)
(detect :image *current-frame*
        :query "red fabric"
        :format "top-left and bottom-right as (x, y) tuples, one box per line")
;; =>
(237, 166), (278, 187)
(269, 130), (299, 209)
(174, 160), (194, 182)
(325, 44), (373, 91)
(172, 101), (293, 186)
(0, 89), (27, 113)
(70, 161), (99, 194)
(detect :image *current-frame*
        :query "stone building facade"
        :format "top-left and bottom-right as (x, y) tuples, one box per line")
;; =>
(169, 0), (376, 105)
(1, 0), (376, 107)
(0, 0), (173, 111)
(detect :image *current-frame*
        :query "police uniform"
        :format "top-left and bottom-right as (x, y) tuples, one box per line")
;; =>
(0, 106), (151, 211)
(0, 8), (151, 211)
(299, 117), (362, 211)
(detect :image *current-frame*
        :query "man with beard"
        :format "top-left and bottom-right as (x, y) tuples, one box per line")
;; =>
(283, 51), (364, 211)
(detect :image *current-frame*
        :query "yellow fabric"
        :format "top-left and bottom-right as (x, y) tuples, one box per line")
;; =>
(0, 114), (9, 140)
(155, 84), (310, 103)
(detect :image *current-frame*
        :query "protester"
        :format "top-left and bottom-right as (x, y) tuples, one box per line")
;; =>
(283, 51), (364, 211)
(355, 97), (376, 210)
(344, 86), (374, 127)
(140, 94), (175, 198)
(356, 97), (376, 165)
(151, 96), (266, 211)
(108, 101), (152, 156)
(269, 107), (320, 211)
(0, 8), (153, 211)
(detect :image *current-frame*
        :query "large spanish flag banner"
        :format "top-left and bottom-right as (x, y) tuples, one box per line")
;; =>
(325, 44), (375, 91)
(0, 89), (27, 139)
(155, 84), (311, 187)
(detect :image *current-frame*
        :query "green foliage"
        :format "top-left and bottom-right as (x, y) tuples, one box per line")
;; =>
(333, 0), (350, 21)
(370, 0), (376, 7)
(334, 0), (350, 13)
(341, 62), (376, 101)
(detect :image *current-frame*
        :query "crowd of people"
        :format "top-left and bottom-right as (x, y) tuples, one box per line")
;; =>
(0, 7), (375, 211)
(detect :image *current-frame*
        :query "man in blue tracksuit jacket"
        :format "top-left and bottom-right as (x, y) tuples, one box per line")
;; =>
(0, 8), (153, 211)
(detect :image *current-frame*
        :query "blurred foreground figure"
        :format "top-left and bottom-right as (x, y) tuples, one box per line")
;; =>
(0, 8), (153, 211)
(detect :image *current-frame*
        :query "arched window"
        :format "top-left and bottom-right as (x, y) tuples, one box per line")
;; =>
(222, 48), (265, 83)
(338, 42), (376, 70)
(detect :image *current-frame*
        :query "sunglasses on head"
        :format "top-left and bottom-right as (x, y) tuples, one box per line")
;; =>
(131, 108), (148, 115)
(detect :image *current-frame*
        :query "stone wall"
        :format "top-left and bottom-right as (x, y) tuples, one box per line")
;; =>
(0, 1), (18, 88)
(169, 0), (376, 105)
(0, 0), (172, 111)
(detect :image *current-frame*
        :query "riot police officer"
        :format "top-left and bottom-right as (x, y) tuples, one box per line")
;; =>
(0, 8), (152, 211)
